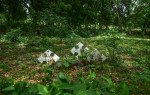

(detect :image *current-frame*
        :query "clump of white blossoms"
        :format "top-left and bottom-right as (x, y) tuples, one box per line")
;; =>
(71, 42), (107, 62)
(38, 49), (60, 65)
(70, 42), (84, 58)
(38, 42), (107, 66)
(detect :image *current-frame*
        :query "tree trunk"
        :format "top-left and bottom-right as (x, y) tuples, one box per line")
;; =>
(106, 22), (109, 30)
(128, 27), (132, 35)
(115, 8), (123, 32)
(111, 0), (123, 32)
(85, 23), (89, 29)
(142, 23), (148, 37)
(33, 14), (37, 25)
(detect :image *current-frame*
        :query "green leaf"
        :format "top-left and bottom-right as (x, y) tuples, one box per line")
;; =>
(58, 83), (74, 90)
(140, 75), (150, 82)
(133, 72), (150, 82)
(3, 86), (15, 91)
(12, 92), (18, 95)
(63, 93), (72, 95)
(59, 82), (87, 95)
(26, 85), (38, 93)
(36, 84), (49, 95)
(91, 72), (96, 78)
(63, 63), (70, 67)
(73, 89), (86, 95)
(72, 82), (86, 95)
(86, 89), (96, 95)
(14, 81), (27, 94)
(100, 76), (112, 85)
(118, 83), (129, 95)
(56, 73), (71, 83)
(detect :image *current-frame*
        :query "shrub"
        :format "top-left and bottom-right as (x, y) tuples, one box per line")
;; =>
(1, 28), (29, 43)
(38, 10), (69, 37)
(0, 73), (130, 95)
(36, 37), (54, 48)
(103, 30), (123, 63)
(3, 28), (20, 42)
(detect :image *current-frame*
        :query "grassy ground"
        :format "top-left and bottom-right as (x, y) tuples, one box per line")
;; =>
(0, 34), (150, 94)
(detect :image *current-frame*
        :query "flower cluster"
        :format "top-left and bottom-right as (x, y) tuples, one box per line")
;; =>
(70, 42), (107, 62)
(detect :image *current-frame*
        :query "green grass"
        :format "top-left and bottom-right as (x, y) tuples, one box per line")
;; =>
(0, 34), (150, 94)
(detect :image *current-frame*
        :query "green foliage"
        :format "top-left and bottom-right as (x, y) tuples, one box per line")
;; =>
(74, 29), (100, 38)
(0, 33), (150, 94)
(103, 30), (123, 63)
(2, 29), (21, 42)
(1, 28), (29, 43)
(0, 1), (150, 95)
(133, 72), (150, 82)
(40, 64), (54, 76)
(88, 69), (96, 79)
(118, 83), (129, 95)
(38, 10), (69, 37)
(0, 73), (130, 95)
(0, 0), (149, 37)
(36, 37), (54, 48)
(0, 77), (14, 93)
(0, 63), (11, 72)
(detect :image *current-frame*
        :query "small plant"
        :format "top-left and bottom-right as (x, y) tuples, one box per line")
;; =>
(41, 64), (54, 75)
(103, 35), (122, 63)
(36, 37), (54, 48)
(21, 64), (27, 70)
(88, 69), (96, 79)
(0, 73), (130, 95)
(2, 28), (27, 43)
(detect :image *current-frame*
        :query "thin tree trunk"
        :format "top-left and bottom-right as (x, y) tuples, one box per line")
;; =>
(33, 13), (37, 25)
(128, 27), (132, 35)
(115, 8), (123, 32)
(106, 22), (109, 30)
(111, 0), (123, 32)
(142, 22), (148, 37)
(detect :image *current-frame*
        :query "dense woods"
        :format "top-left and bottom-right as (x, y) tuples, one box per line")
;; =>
(0, 0), (150, 95)
(0, 0), (150, 36)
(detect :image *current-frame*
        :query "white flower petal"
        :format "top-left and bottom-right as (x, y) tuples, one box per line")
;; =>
(77, 42), (83, 49)
(101, 54), (107, 62)
(53, 54), (60, 62)
(84, 47), (89, 53)
(71, 47), (76, 54)
(45, 56), (52, 63)
(76, 49), (81, 55)
(45, 49), (53, 57)
(38, 55), (45, 63)
(91, 49), (100, 56)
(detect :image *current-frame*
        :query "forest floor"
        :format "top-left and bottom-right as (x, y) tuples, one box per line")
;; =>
(0, 34), (150, 94)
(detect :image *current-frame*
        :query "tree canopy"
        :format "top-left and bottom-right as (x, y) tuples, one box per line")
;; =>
(0, 0), (149, 35)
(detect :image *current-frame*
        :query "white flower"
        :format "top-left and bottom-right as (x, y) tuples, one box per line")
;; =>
(70, 42), (84, 57)
(38, 55), (45, 63)
(38, 49), (60, 64)
(76, 49), (81, 55)
(45, 49), (53, 57)
(45, 56), (52, 63)
(101, 54), (107, 62)
(77, 42), (83, 49)
(91, 49), (100, 60)
(91, 49), (100, 56)
(53, 54), (60, 62)
(71, 47), (76, 54)
(84, 47), (89, 53)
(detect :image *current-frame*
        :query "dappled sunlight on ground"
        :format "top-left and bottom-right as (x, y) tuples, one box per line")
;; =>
(0, 35), (150, 94)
